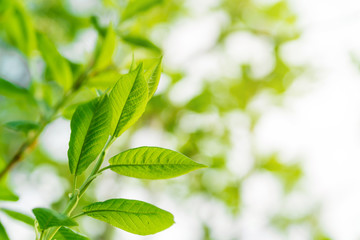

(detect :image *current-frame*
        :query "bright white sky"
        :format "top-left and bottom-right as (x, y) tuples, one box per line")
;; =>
(257, 0), (360, 239)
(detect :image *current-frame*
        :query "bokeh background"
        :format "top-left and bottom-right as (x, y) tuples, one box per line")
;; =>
(1, 0), (360, 239)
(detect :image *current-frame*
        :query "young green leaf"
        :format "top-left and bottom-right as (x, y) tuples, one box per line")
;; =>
(32, 208), (77, 230)
(0, 208), (34, 226)
(107, 147), (206, 179)
(144, 57), (162, 100)
(109, 64), (148, 137)
(0, 185), (19, 202)
(121, 34), (161, 53)
(54, 227), (89, 240)
(68, 95), (112, 175)
(5, 121), (39, 134)
(0, 220), (9, 240)
(83, 198), (174, 235)
(37, 33), (73, 91)
(122, 0), (163, 21)
(93, 25), (117, 72)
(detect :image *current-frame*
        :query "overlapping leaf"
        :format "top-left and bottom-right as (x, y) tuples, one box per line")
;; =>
(107, 147), (206, 179)
(32, 208), (77, 230)
(83, 198), (174, 235)
(109, 64), (148, 137)
(54, 227), (89, 240)
(144, 57), (162, 99)
(68, 96), (112, 175)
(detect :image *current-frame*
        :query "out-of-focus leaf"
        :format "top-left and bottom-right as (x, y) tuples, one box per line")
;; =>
(107, 147), (206, 179)
(122, 0), (163, 21)
(0, 78), (34, 102)
(2, 2), (36, 56)
(0, 185), (19, 202)
(186, 87), (212, 113)
(87, 70), (121, 89)
(90, 16), (106, 37)
(83, 198), (174, 235)
(32, 208), (77, 230)
(109, 64), (148, 137)
(37, 33), (73, 91)
(0, 208), (34, 226)
(93, 25), (117, 72)
(54, 227), (89, 240)
(61, 88), (99, 120)
(144, 57), (162, 99)
(121, 34), (161, 53)
(0, 220), (9, 240)
(68, 96), (112, 176)
(260, 155), (303, 192)
(0, 0), (11, 16)
(5, 121), (39, 134)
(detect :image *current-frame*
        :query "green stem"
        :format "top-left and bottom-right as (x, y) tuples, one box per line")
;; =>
(39, 230), (45, 240)
(46, 227), (60, 240)
(47, 136), (114, 240)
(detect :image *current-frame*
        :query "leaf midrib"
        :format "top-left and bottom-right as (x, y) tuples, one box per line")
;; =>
(84, 209), (159, 215)
(109, 163), (201, 167)
(114, 67), (141, 136)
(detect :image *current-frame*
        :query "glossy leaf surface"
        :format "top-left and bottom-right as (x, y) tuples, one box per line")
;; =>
(108, 147), (206, 179)
(68, 96), (112, 175)
(32, 208), (77, 230)
(83, 198), (174, 235)
(109, 64), (148, 137)
(54, 227), (89, 240)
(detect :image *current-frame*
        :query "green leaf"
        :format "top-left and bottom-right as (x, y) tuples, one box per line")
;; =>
(0, 185), (19, 202)
(68, 95), (112, 176)
(83, 198), (174, 235)
(5, 121), (39, 134)
(109, 64), (148, 137)
(121, 34), (161, 53)
(0, 220), (9, 240)
(93, 25), (117, 72)
(54, 227), (89, 240)
(144, 57), (162, 100)
(86, 70), (121, 89)
(0, 208), (34, 226)
(129, 53), (136, 72)
(107, 147), (206, 179)
(122, 0), (163, 21)
(37, 33), (73, 91)
(3, 3), (36, 56)
(0, 78), (34, 102)
(32, 208), (77, 230)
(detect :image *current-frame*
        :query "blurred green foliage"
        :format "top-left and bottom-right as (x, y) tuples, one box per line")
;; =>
(0, 0), (330, 239)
